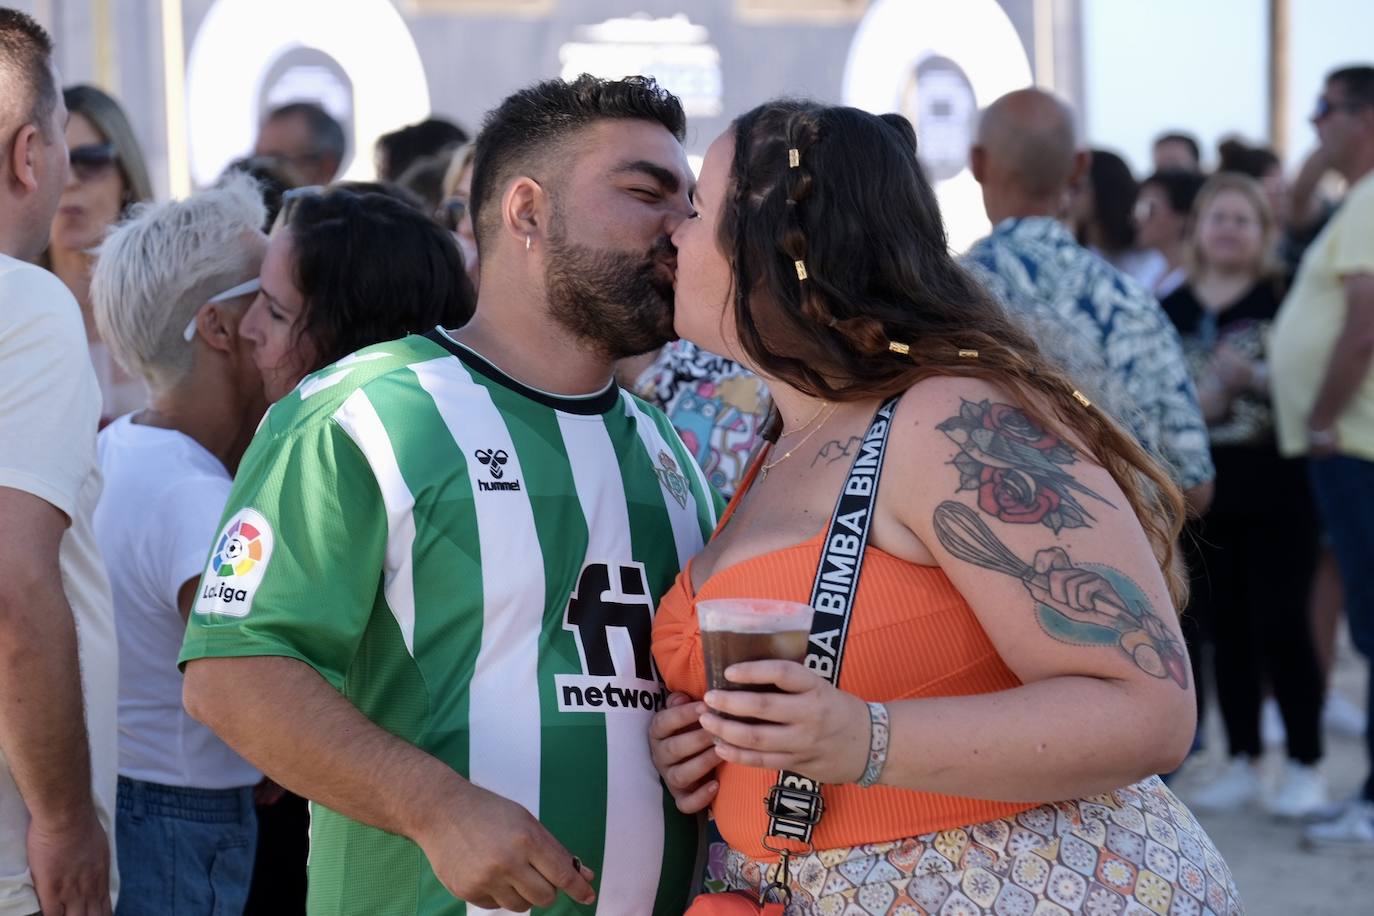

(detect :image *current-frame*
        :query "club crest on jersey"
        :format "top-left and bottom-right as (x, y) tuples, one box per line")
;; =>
(195, 508), (274, 618)
(474, 447), (522, 492)
(655, 450), (689, 509)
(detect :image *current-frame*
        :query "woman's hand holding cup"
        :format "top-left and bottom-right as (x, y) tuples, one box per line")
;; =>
(698, 659), (872, 785)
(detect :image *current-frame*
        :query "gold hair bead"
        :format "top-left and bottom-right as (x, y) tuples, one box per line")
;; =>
(888, 341), (911, 355)
(1072, 390), (1092, 408)
(958, 349), (979, 359)
(788, 148), (801, 168)
(794, 260), (808, 281)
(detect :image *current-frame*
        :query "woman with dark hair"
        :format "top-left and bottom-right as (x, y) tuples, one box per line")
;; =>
(46, 84), (155, 424)
(1136, 169), (1206, 298)
(241, 186), (475, 403)
(1073, 148), (1167, 288)
(234, 186), (474, 913)
(649, 101), (1239, 915)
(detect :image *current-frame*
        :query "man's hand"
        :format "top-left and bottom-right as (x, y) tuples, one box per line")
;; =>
(415, 781), (596, 912)
(28, 809), (111, 916)
(649, 692), (720, 813)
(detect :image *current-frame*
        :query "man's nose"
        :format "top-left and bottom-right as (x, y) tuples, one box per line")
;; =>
(664, 193), (695, 231)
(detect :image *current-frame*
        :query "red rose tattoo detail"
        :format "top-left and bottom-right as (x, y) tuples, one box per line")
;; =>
(939, 399), (1115, 533)
(977, 467), (1062, 525)
(982, 403), (1060, 450)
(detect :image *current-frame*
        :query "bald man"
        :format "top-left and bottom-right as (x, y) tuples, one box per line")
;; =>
(963, 88), (1214, 516)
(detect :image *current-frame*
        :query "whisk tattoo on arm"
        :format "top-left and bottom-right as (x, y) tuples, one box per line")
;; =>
(932, 501), (1189, 689)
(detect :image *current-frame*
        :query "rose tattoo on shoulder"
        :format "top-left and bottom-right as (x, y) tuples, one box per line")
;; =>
(937, 399), (1116, 533)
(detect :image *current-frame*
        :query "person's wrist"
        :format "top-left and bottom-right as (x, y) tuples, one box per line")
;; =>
(855, 702), (890, 788)
(28, 795), (98, 834)
(405, 769), (470, 843)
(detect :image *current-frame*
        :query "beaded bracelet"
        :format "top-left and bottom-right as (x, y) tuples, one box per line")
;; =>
(857, 701), (890, 788)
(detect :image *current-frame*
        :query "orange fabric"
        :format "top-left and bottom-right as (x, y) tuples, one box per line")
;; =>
(651, 462), (1039, 861)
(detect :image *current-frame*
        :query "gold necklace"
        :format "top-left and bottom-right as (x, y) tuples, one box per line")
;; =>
(761, 402), (838, 477)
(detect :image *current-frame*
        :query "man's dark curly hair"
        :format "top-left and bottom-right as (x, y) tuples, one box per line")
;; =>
(468, 74), (686, 249)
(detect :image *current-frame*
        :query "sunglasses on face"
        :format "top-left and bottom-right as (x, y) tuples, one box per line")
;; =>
(1312, 96), (1369, 121)
(69, 142), (117, 182)
(434, 197), (468, 233)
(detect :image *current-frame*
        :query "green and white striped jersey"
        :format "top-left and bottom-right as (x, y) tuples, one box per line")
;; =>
(181, 330), (721, 916)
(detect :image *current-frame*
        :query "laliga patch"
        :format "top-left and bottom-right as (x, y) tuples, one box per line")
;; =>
(195, 508), (274, 617)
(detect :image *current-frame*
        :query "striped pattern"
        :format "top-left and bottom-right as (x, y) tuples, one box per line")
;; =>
(184, 334), (714, 915)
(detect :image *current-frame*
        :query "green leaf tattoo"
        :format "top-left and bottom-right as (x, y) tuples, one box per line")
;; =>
(937, 399), (1116, 534)
(933, 501), (1188, 689)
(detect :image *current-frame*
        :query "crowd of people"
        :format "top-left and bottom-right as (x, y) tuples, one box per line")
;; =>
(3, 6), (1374, 915)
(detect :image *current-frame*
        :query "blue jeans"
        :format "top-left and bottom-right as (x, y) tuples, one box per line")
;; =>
(115, 776), (257, 915)
(1308, 454), (1374, 801)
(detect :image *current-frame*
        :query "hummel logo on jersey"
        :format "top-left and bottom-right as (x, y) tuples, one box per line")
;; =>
(474, 448), (522, 492)
(475, 448), (508, 477)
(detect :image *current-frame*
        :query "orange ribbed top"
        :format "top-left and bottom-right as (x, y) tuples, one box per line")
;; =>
(651, 463), (1040, 861)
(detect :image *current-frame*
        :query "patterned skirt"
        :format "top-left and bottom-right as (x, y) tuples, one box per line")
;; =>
(714, 777), (1243, 916)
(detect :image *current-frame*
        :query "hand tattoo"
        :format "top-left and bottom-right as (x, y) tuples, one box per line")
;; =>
(812, 436), (863, 467)
(933, 501), (1188, 689)
(937, 399), (1115, 534)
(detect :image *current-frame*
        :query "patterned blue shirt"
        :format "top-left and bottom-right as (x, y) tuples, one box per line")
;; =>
(964, 216), (1214, 490)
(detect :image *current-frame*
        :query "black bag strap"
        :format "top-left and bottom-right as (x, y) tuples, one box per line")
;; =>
(763, 395), (900, 848)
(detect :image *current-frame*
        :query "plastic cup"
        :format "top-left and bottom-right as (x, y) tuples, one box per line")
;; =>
(697, 598), (815, 718)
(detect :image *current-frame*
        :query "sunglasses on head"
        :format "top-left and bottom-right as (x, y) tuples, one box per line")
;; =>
(69, 142), (117, 182)
(182, 278), (264, 342)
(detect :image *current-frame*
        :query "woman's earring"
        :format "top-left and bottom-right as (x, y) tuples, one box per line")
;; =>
(526, 235), (532, 252)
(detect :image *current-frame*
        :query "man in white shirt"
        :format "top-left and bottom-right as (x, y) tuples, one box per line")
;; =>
(89, 174), (268, 913)
(0, 9), (118, 915)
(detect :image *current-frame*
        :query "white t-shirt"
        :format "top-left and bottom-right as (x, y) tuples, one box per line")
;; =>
(0, 254), (118, 916)
(95, 416), (260, 790)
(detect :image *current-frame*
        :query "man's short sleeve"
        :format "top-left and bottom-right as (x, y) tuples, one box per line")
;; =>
(1331, 178), (1374, 278)
(0, 266), (101, 517)
(179, 418), (387, 690)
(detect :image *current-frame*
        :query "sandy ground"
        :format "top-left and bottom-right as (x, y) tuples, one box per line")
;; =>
(1172, 633), (1373, 915)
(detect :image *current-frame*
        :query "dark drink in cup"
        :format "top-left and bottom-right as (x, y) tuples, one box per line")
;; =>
(697, 598), (815, 722)
(700, 629), (811, 692)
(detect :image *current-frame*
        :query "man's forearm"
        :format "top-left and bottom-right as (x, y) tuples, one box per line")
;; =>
(0, 576), (95, 827)
(1288, 148), (1331, 232)
(184, 655), (462, 840)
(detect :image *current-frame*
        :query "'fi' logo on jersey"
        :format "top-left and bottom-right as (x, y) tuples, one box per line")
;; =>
(655, 451), (688, 509)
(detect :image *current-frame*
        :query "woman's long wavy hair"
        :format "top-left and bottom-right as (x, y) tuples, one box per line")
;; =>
(718, 100), (1188, 608)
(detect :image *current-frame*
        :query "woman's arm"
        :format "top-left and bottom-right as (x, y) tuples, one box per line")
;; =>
(701, 377), (1195, 800)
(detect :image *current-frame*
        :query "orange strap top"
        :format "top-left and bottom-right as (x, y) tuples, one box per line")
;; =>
(650, 453), (1038, 861)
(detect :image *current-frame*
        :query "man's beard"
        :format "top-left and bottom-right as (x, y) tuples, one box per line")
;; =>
(544, 223), (678, 361)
